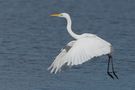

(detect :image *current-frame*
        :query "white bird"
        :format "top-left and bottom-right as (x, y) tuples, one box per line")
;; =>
(48, 13), (118, 79)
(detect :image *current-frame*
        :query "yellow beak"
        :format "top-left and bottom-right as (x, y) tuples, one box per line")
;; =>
(50, 13), (61, 16)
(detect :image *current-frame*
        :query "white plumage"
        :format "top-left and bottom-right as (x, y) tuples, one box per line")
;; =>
(48, 13), (112, 74)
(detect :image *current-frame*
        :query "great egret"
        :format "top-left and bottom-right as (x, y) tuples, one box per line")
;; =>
(48, 13), (118, 79)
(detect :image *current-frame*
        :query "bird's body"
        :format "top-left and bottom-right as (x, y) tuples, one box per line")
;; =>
(48, 13), (118, 79)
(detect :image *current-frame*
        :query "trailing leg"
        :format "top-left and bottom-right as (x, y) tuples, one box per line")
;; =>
(109, 54), (119, 79)
(107, 54), (118, 79)
(107, 54), (114, 79)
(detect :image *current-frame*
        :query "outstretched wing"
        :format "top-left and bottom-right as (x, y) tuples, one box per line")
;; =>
(48, 40), (76, 73)
(48, 35), (111, 74)
(65, 36), (111, 66)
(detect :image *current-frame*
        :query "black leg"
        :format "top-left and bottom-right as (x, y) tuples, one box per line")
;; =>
(110, 55), (119, 79)
(107, 54), (114, 79)
(107, 54), (119, 79)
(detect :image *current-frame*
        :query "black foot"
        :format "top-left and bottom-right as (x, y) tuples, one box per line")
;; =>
(113, 71), (119, 79)
(107, 72), (114, 79)
(107, 71), (119, 79)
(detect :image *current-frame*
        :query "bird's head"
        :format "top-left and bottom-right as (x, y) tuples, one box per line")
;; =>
(50, 13), (69, 18)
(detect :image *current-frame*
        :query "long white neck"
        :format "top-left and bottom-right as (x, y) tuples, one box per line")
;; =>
(65, 15), (80, 39)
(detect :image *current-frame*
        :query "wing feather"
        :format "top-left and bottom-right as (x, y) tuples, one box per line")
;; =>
(48, 41), (76, 73)
(48, 35), (111, 73)
(65, 36), (111, 66)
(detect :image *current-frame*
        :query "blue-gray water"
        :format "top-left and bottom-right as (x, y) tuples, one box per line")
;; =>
(0, 0), (135, 90)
